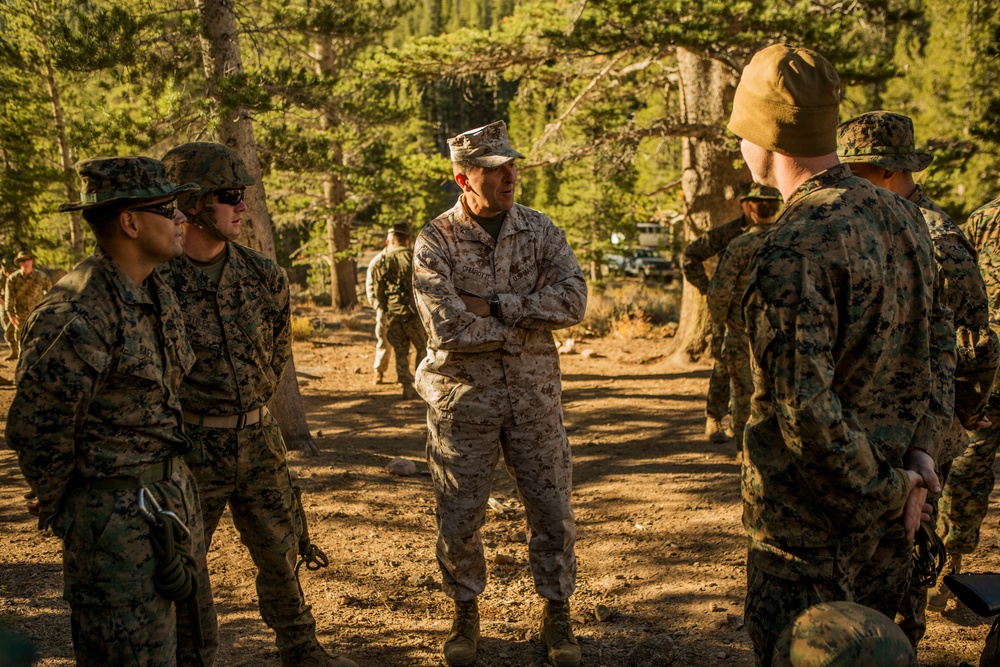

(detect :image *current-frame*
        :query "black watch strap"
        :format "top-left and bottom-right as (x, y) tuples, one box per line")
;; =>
(488, 295), (502, 319)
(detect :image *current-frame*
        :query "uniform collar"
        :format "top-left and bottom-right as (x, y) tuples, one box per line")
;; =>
(94, 245), (156, 306)
(454, 196), (529, 246)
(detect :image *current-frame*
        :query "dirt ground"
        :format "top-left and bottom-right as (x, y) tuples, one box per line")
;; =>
(1, 303), (999, 666)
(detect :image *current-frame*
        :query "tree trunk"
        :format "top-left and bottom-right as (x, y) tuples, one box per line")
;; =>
(32, 1), (84, 262)
(315, 38), (358, 311)
(672, 48), (747, 363)
(197, 0), (317, 454)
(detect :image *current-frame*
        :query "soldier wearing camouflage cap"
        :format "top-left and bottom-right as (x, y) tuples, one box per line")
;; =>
(7, 156), (219, 665)
(159, 142), (357, 667)
(683, 182), (782, 446)
(414, 120), (587, 667)
(729, 45), (952, 666)
(837, 111), (999, 646)
(3, 250), (51, 362)
(773, 602), (916, 667)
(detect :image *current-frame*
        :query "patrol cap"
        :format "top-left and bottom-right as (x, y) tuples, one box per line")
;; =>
(59, 157), (198, 212)
(390, 222), (412, 236)
(728, 44), (841, 157)
(773, 601), (916, 667)
(837, 111), (933, 173)
(741, 183), (782, 202)
(448, 120), (525, 168)
(14, 251), (32, 262)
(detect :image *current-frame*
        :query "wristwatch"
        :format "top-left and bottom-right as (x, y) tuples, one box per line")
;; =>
(487, 294), (502, 319)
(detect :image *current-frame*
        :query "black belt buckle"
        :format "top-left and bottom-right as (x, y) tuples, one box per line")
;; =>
(236, 412), (248, 429)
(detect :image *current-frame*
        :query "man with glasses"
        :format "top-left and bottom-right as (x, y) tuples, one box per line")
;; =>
(7, 156), (218, 666)
(160, 142), (357, 667)
(3, 250), (51, 362)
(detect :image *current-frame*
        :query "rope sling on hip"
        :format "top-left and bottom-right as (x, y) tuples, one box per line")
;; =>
(138, 487), (205, 666)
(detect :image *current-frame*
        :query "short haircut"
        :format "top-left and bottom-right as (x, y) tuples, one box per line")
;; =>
(82, 203), (126, 241)
(452, 160), (477, 178)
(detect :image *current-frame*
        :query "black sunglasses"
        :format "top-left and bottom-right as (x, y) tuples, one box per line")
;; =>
(130, 200), (177, 219)
(215, 188), (246, 206)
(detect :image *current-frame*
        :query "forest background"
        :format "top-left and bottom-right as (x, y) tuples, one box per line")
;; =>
(2, 0), (999, 357)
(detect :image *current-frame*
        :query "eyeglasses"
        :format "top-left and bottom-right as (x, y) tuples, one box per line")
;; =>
(215, 188), (245, 206)
(130, 200), (177, 219)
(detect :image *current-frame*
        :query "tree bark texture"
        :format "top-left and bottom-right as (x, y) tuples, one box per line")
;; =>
(673, 48), (747, 363)
(315, 38), (358, 311)
(197, 0), (317, 454)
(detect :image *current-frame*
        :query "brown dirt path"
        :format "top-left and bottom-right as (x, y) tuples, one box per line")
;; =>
(0, 306), (997, 666)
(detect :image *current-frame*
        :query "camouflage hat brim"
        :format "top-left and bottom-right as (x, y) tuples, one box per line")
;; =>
(838, 150), (933, 173)
(465, 150), (525, 168)
(58, 182), (200, 212)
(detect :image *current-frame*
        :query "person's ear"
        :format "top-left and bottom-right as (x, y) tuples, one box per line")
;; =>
(119, 210), (141, 239)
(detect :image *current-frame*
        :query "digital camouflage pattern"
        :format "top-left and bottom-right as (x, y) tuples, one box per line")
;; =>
(371, 245), (426, 386)
(160, 142), (254, 213)
(365, 249), (391, 377)
(939, 196), (1000, 557)
(157, 243), (321, 656)
(4, 267), (50, 358)
(6, 246), (216, 666)
(740, 165), (954, 658)
(58, 156), (197, 211)
(836, 111), (933, 174)
(413, 196), (586, 601)
(708, 225), (770, 448)
(773, 601), (916, 667)
(447, 120), (525, 168)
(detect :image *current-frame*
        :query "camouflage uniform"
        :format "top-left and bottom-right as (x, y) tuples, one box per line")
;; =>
(365, 249), (391, 379)
(939, 196), (1000, 558)
(4, 263), (52, 359)
(682, 216), (745, 421)
(7, 245), (217, 667)
(707, 225), (770, 451)
(371, 243), (427, 387)
(413, 197), (587, 602)
(741, 165), (955, 665)
(773, 602), (916, 667)
(837, 111), (998, 644)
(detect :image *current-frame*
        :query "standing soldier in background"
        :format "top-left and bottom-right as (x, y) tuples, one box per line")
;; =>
(4, 250), (52, 362)
(365, 242), (391, 385)
(682, 186), (777, 442)
(160, 142), (358, 667)
(413, 121), (587, 667)
(0, 260), (13, 386)
(728, 44), (953, 666)
(706, 184), (781, 460)
(8, 156), (217, 665)
(371, 222), (426, 399)
(930, 194), (1000, 614)
(836, 111), (998, 645)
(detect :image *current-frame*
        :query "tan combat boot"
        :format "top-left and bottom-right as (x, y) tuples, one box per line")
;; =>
(539, 599), (581, 667)
(402, 384), (419, 400)
(279, 641), (358, 667)
(927, 553), (962, 613)
(443, 598), (480, 667)
(705, 417), (729, 443)
(373, 371), (384, 386)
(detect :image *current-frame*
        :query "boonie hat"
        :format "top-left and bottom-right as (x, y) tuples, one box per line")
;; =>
(837, 111), (933, 173)
(448, 121), (525, 168)
(59, 156), (198, 212)
(742, 183), (782, 202)
(390, 222), (412, 236)
(14, 251), (32, 262)
(773, 601), (916, 667)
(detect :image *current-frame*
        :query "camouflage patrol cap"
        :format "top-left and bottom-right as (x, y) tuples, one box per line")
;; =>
(837, 111), (933, 173)
(390, 222), (412, 236)
(773, 602), (916, 667)
(161, 142), (255, 212)
(14, 251), (32, 262)
(59, 157), (198, 212)
(741, 183), (782, 201)
(448, 120), (525, 168)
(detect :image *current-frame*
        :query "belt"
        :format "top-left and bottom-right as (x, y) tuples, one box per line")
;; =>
(182, 406), (268, 429)
(82, 456), (180, 491)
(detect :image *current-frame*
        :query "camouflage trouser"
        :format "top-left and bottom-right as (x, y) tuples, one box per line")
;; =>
(723, 328), (752, 447)
(185, 413), (317, 654)
(939, 415), (1000, 554)
(386, 313), (427, 386)
(426, 408), (577, 602)
(744, 549), (855, 667)
(56, 462), (217, 666)
(706, 319), (731, 420)
(855, 522), (913, 622)
(5, 319), (19, 357)
(373, 307), (390, 375)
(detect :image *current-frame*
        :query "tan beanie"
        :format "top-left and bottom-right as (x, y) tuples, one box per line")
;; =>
(728, 44), (841, 157)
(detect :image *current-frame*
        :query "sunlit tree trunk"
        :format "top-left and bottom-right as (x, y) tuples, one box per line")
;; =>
(197, 0), (317, 454)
